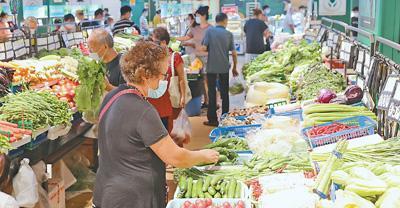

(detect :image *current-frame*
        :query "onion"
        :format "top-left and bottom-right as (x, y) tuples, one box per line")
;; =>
(317, 89), (337, 103)
(344, 85), (363, 104)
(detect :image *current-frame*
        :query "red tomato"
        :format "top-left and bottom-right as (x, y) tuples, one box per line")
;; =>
(222, 202), (232, 208)
(183, 201), (192, 208)
(205, 199), (212, 206)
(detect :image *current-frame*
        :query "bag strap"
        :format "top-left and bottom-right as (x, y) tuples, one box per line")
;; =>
(170, 51), (176, 77)
(98, 89), (143, 122)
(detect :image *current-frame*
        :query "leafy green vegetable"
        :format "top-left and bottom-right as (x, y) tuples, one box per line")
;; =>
(243, 40), (321, 84)
(74, 56), (106, 119)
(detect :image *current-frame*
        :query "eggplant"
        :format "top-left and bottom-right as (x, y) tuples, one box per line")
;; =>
(345, 85), (363, 104)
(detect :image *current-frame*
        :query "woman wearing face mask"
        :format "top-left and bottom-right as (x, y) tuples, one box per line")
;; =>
(176, 6), (211, 108)
(182, 14), (198, 55)
(148, 27), (186, 142)
(92, 41), (219, 208)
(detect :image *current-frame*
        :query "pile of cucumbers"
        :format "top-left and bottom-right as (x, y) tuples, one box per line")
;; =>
(177, 176), (242, 199)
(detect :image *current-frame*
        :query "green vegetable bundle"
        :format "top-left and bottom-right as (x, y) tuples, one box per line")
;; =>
(0, 135), (13, 153)
(0, 91), (72, 130)
(176, 176), (243, 199)
(296, 63), (346, 101)
(74, 56), (106, 120)
(36, 48), (82, 59)
(303, 104), (377, 127)
(243, 40), (321, 84)
(205, 137), (249, 151)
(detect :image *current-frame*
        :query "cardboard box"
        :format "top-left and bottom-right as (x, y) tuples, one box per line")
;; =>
(53, 160), (76, 190)
(48, 178), (65, 208)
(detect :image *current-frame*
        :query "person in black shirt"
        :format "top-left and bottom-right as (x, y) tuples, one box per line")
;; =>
(244, 8), (271, 63)
(351, 7), (359, 37)
(112, 5), (140, 35)
(88, 28), (126, 90)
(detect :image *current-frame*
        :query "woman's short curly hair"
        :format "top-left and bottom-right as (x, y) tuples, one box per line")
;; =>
(120, 41), (168, 84)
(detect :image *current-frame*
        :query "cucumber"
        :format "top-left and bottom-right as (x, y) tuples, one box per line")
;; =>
(219, 155), (228, 162)
(214, 192), (222, 198)
(208, 186), (217, 196)
(185, 177), (193, 198)
(204, 192), (213, 198)
(197, 179), (204, 197)
(203, 176), (212, 192)
(211, 176), (223, 186)
(192, 180), (198, 198)
(235, 182), (242, 198)
(228, 179), (237, 198)
(223, 193), (228, 198)
(179, 176), (187, 192)
(215, 183), (221, 191)
(220, 181), (227, 194)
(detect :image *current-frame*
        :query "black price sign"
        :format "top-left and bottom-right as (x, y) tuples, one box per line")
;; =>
(387, 80), (400, 122)
(378, 75), (399, 110)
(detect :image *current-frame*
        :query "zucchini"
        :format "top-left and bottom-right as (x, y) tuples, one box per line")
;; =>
(211, 176), (223, 186)
(192, 181), (198, 198)
(208, 186), (217, 196)
(185, 177), (193, 198)
(197, 179), (204, 197)
(204, 192), (213, 198)
(228, 179), (237, 198)
(220, 181), (227, 194)
(203, 176), (212, 192)
(179, 176), (187, 192)
(214, 192), (222, 198)
(235, 182), (242, 198)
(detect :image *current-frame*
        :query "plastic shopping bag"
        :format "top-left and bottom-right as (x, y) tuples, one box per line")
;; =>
(171, 110), (192, 145)
(0, 191), (18, 208)
(229, 77), (246, 95)
(12, 158), (38, 208)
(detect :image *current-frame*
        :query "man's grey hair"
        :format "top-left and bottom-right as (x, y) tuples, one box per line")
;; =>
(90, 28), (114, 48)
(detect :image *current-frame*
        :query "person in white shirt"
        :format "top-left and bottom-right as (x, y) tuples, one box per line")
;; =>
(282, 0), (295, 34)
(140, 9), (149, 36)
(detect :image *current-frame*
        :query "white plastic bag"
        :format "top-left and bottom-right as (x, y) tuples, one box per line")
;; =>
(171, 110), (192, 145)
(0, 191), (18, 208)
(12, 158), (38, 208)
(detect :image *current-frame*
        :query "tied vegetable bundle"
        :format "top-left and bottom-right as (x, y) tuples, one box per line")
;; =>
(0, 91), (72, 130)
(0, 134), (13, 153)
(303, 104), (377, 127)
(74, 56), (106, 121)
(243, 40), (321, 84)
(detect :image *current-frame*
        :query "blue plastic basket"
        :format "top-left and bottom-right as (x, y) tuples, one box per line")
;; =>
(268, 109), (303, 121)
(212, 136), (253, 154)
(209, 124), (261, 142)
(220, 113), (248, 122)
(302, 116), (376, 148)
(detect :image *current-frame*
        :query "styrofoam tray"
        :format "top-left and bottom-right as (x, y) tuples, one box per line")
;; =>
(167, 199), (251, 208)
(174, 180), (249, 200)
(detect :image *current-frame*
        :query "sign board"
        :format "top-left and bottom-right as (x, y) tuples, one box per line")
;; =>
(319, 0), (346, 16)
(221, 5), (239, 14)
(355, 49), (365, 75)
(339, 40), (353, 63)
(387, 80), (400, 122)
(377, 74), (399, 110)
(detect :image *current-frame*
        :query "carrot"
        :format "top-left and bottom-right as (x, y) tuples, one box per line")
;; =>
(0, 121), (18, 128)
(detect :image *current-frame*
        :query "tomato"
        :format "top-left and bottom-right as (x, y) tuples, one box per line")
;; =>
(235, 200), (245, 208)
(222, 202), (232, 208)
(205, 199), (212, 206)
(9, 137), (17, 143)
(183, 201), (192, 208)
(195, 200), (206, 208)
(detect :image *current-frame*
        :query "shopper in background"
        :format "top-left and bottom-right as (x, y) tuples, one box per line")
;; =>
(0, 12), (11, 42)
(140, 9), (149, 36)
(283, 0), (295, 34)
(201, 13), (238, 127)
(351, 7), (359, 37)
(88, 29), (125, 91)
(92, 8), (104, 26)
(182, 14), (197, 55)
(262, 5), (270, 22)
(148, 27), (186, 137)
(244, 8), (271, 63)
(176, 6), (211, 108)
(153, 9), (162, 27)
(76, 10), (90, 29)
(104, 8), (110, 18)
(60, 14), (77, 33)
(93, 41), (219, 208)
(112, 5), (140, 35)
(52, 18), (62, 33)
(105, 16), (115, 34)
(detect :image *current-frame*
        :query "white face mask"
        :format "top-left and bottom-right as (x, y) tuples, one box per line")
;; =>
(89, 53), (100, 61)
(351, 12), (359, 18)
(148, 80), (168, 98)
(195, 16), (201, 23)
(264, 9), (271, 15)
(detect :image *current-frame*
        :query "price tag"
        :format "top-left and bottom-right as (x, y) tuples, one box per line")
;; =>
(387, 81), (400, 122)
(47, 36), (54, 44)
(365, 58), (376, 86)
(14, 47), (27, 58)
(6, 50), (13, 59)
(377, 74), (400, 110)
(36, 37), (47, 46)
(355, 49), (365, 75)
(356, 76), (365, 89)
(0, 52), (5, 60)
(339, 40), (353, 62)
(48, 43), (56, 51)
(327, 32), (335, 47)
(12, 38), (26, 50)
(62, 33), (70, 48)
